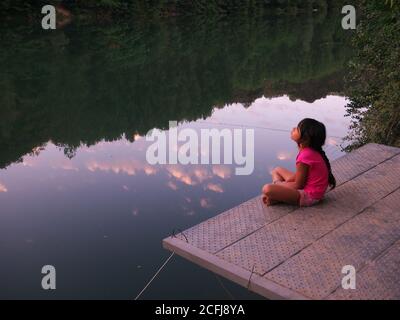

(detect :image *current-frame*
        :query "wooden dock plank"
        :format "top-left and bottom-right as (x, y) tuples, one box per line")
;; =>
(265, 188), (400, 299)
(332, 143), (400, 185)
(163, 237), (309, 300)
(328, 240), (400, 300)
(162, 144), (400, 300)
(172, 144), (400, 254)
(172, 197), (295, 254)
(215, 154), (400, 276)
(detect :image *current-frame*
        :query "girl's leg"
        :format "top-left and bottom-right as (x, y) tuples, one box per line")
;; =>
(262, 184), (300, 206)
(272, 167), (295, 183)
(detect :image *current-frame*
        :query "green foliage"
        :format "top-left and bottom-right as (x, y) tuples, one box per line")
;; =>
(344, 0), (400, 150)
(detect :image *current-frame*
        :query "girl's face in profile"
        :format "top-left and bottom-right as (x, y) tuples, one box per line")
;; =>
(291, 126), (301, 143)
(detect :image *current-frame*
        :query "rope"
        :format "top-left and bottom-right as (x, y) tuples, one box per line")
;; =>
(247, 265), (256, 290)
(171, 228), (235, 300)
(197, 120), (344, 140)
(172, 228), (189, 243)
(134, 252), (175, 300)
(133, 230), (256, 300)
(134, 229), (189, 300)
(214, 274), (235, 300)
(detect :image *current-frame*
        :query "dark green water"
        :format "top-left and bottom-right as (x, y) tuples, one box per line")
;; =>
(0, 11), (352, 299)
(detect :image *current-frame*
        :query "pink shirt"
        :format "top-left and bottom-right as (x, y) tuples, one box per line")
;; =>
(296, 147), (329, 200)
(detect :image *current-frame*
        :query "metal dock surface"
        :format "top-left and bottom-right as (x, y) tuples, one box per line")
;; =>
(163, 144), (400, 300)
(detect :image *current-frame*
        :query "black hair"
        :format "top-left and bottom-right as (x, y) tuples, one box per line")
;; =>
(297, 118), (336, 189)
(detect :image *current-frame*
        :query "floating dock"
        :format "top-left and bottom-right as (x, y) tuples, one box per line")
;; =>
(163, 143), (400, 300)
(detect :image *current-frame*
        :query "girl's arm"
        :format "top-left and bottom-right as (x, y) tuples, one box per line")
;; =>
(282, 162), (309, 190)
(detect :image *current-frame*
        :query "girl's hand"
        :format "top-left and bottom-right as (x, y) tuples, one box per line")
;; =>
(278, 164), (308, 190)
(287, 175), (296, 183)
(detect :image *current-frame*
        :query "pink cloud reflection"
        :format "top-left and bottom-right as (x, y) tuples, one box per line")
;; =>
(0, 183), (8, 193)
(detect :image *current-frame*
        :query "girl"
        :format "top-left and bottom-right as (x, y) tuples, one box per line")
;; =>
(262, 118), (336, 207)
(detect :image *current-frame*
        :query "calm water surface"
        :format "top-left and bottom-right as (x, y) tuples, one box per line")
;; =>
(0, 12), (351, 299)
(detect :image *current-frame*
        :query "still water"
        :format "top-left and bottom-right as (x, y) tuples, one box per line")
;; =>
(0, 12), (351, 299)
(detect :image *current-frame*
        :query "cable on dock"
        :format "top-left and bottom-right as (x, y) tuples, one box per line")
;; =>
(247, 264), (256, 290)
(134, 251), (175, 300)
(134, 229), (190, 300)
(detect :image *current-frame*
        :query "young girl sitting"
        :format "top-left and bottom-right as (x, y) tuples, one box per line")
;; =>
(262, 118), (336, 207)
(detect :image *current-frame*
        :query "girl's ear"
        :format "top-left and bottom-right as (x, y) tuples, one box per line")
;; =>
(299, 141), (307, 149)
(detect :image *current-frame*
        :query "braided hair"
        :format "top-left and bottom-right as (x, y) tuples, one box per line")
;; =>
(297, 118), (336, 189)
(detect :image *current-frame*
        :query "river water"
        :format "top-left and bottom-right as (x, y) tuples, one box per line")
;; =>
(0, 12), (352, 299)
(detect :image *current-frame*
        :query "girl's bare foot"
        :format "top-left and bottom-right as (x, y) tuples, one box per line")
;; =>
(262, 194), (268, 204)
(262, 195), (278, 206)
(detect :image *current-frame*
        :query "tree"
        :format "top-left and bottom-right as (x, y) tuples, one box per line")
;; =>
(344, 0), (400, 150)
